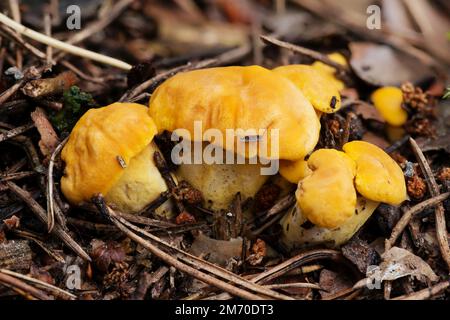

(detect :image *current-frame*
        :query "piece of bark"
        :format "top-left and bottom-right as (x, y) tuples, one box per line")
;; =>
(319, 269), (353, 299)
(342, 238), (380, 274)
(30, 107), (59, 157)
(0, 240), (32, 271)
(22, 71), (78, 98)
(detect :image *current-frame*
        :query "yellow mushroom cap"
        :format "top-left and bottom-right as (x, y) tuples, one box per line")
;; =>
(279, 159), (312, 184)
(343, 140), (407, 205)
(371, 87), (407, 126)
(149, 66), (320, 161)
(296, 149), (357, 229)
(311, 52), (347, 91)
(273, 64), (342, 113)
(61, 103), (158, 205)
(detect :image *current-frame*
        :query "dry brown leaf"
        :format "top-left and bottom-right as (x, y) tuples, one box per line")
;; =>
(362, 131), (390, 149)
(246, 238), (267, 266)
(349, 42), (434, 87)
(352, 102), (385, 123)
(367, 247), (439, 284)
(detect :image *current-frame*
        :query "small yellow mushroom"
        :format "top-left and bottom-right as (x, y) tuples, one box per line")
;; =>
(61, 103), (168, 213)
(371, 87), (408, 126)
(311, 52), (347, 91)
(273, 64), (342, 113)
(296, 149), (357, 229)
(343, 140), (407, 205)
(281, 141), (407, 248)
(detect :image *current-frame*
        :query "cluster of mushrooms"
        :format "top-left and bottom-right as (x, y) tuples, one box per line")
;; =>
(60, 56), (407, 249)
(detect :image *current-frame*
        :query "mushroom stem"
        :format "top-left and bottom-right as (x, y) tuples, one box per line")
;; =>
(177, 161), (269, 211)
(280, 197), (380, 248)
(105, 142), (168, 214)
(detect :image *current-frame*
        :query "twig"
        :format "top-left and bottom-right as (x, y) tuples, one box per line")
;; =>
(0, 269), (76, 300)
(44, 13), (53, 65)
(129, 92), (151, 103)
(265, 282), (321, 290)
(251, 249), (342, 284)
(384, 134), (411, 154)
(67, 217), (118, 233)
(8, 0), (22, 69)
(207, 249), (342, 300)
(0, 271), (51, 300)
(0, 171), (36, 182)
(47, 137), (68, 233)
(386, 192), (450, 250)
(137, 190), (170, 215)
(340, 112), (356, 148)
(392, 281), (450, 300)
(248, 193), (295, 230)
(118, 212), (176, 229)
(120, 64), (190, 102)
(120, 44), (251, 101)
(5, 133), (46, 191)
(22, 71), (78, 98)
(251, 212), (285, 236)
(12, 229), (65, 263)
(0, 13), (132, 70)
(0, 65), (48, 105)
(93, 196), (293, 300)
(409, 137), (450, 271)
(5, 181), (91, 261)
(267, 194), (296, 217)
(153, 151), (185, 214)
(0, 81), (23, 105)
(0, 25), (49, 61)
(260, 35), (349, 74)
(0, 123), (34, 143)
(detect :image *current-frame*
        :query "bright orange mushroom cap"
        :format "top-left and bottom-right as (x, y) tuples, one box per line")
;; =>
(296, 149), (357, 229)
(61, 103), (158, 206)
(343, 140), (407, 205)
(148, 66), (320, 161)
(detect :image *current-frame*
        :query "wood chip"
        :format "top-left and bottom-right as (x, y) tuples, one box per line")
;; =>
(30, 107), (59, 157)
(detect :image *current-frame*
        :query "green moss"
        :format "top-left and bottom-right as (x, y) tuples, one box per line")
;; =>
(50, 86), (96, 134)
